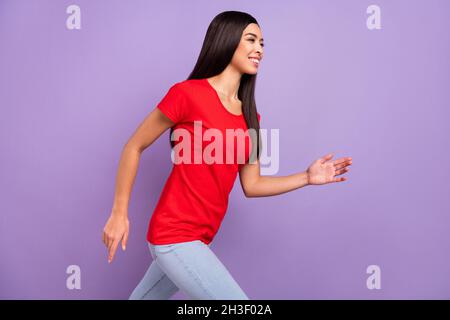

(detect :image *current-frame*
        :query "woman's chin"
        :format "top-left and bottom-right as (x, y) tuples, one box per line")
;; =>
(243, 68), (258, 75)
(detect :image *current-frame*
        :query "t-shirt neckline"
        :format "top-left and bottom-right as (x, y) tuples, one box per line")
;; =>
(203, 78), (244, 118)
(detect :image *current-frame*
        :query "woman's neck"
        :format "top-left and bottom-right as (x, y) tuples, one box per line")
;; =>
(207, 67), (242, 100)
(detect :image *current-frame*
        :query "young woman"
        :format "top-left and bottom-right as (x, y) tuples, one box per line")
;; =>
(102, 11), (353, 300)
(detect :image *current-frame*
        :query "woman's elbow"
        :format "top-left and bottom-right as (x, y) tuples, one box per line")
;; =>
(243, 186), (257, 198)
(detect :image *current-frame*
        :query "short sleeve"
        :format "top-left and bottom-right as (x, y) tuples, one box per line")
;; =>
(155, 83), (187, 124)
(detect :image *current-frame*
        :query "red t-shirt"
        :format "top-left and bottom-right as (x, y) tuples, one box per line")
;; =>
(147, 78), (261, 245)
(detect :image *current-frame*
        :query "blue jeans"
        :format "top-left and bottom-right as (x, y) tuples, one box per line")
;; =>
(128, 239), (249, 300)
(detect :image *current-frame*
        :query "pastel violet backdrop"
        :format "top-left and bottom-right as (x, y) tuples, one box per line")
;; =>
(0, 0), (449, 299)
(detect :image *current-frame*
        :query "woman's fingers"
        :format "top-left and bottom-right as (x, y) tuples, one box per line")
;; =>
(102, 214), (130, 263)
(333, 157), (352, 166)
(107, 235), (114, 252)
(102, 230), (109, 246)
(327, 156), (351, 183)
(105, 231), (127, 262)
(122, 231), (129, 251)
(334, 176), (346, 182)
(334, 160), (352, 169)
(108, 239), (120, 263)
(335, 167), (349, 176)
(318, 153), (334, 164)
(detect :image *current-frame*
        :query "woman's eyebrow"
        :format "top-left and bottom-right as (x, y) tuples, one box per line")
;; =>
(244, 32), (264, 41)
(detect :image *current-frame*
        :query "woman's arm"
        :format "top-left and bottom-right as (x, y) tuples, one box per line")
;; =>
(111, 108), (174, 213)
(102, 108), (174, 263)
(239, 154), (352, 198)
(239, 159), (309, 197)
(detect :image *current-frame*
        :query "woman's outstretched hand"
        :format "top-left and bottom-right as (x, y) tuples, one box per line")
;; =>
(102, 212), (130, 263)
(306, 153), (352, 185)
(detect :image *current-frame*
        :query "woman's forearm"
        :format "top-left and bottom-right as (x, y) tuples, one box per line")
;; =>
(246, 171), (310, 198)
(111, 144), (142, 216)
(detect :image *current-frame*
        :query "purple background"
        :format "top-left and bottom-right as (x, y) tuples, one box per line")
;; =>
(1, 0), (449, 299)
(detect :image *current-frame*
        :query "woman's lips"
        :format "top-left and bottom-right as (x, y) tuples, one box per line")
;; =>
(249, 57), (260, 67)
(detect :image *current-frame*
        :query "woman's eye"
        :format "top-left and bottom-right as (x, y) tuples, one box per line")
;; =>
(248, 38), (264, 47)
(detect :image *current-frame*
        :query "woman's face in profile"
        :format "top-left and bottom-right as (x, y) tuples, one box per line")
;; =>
(231, 23), (264, 75)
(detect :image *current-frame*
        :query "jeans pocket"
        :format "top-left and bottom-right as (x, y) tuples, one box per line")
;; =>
(152, 242), (179, 255)
(152, 240), (201, 255)
(148, 242), (156, 259)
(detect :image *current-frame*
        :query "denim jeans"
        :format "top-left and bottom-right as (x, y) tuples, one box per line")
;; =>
(128, 239), (249, 300)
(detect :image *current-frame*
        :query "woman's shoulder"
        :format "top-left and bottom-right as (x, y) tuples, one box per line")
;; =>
(170, 78), (207, 93)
